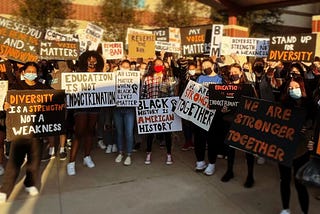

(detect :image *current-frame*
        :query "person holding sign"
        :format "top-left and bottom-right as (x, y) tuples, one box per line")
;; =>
(67, 51), (104, 176)
(113, 60), (136, 166)
(194, 58), (222, 176)
(0, 62), (53, 203)
(141, 58), (176, 165)
(220, 63), (258, 188)
(179, 61), (199, 151)
(277, 75), (312, 214)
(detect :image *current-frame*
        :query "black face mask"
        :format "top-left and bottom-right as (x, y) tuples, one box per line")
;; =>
(243, 69), (249, 72)
(203, 68), (212, 75)
(253, 65), (264, 74)
(229, 74), (240, 82)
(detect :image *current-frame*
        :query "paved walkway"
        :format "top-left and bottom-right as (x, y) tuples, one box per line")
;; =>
(0, 133), (319, 214)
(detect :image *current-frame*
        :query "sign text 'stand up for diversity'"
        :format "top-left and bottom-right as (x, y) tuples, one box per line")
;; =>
(268, 34), (316, 62)
(116, 70), (140, 107)
(136, 97), (182, 134)
(225, 96), (306, 166)
(6, 90), (66, 141)
(61, 72), (116, 109)
(174, 80), (216, 131)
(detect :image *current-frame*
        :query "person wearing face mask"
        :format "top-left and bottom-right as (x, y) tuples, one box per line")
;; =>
(219, 63), (258, 188)
(141, 58), (175, 165)
(0, 61), (53, 203)
(180, 62), (199, 151)
(277, 77), (312, 214)
(242, 62), (255, 84)
(193, 59), (223, 176)
(112, 60), (137, 166)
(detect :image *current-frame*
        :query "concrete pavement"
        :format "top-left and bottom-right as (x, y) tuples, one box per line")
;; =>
(0, 132), (319, 214)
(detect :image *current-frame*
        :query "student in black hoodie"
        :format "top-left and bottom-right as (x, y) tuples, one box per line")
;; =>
(0, 61), (52, 203)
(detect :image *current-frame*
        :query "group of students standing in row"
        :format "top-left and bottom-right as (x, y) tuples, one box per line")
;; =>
(0, 51), (319, 214)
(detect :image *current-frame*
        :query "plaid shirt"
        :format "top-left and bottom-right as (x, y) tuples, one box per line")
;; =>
(141, 74), (163, 99)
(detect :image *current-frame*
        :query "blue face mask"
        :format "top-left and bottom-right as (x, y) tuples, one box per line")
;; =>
(24, 73), (37, 81)
(289, 88), (302, 99)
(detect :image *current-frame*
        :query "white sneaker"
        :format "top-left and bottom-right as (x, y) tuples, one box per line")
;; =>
(195, 161), (207, 171)
(111, 144), (118, 153)
(204, 163), (215, 176)
(97, 139), (106, 150)
(105, 145), (112, 154)
(166, 154), (173, 165)
(145, 153), (151, 165)
(0, 192), (7, 204)
(67, 162), (76, 176)
(49, 146), (55, 156)
(257, 156), (266, 165)
(115, 154), (124, 163)
(124, 156), (131, 166)
(279, 209), (290, 214)
(83, 156), (95, 168)
(25, 186), (39, 196)
(0, 164), (5, 176)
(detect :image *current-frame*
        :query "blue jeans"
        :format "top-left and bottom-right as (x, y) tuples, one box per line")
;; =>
(113, 107), (135, 155)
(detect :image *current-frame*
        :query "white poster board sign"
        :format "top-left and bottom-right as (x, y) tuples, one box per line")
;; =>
(174, 80), (216, 131)
(102, 42), (124, 59)
(0, 80), (8, 111)
(61, 72), (116, 109)
(116, 70), (140, 107)
(136, 97), (182, 134)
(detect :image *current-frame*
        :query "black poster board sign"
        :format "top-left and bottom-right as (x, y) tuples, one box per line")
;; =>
(209, 84), (253, 111)
(225, 96), (306, 166)
(6, 90), (66, 141)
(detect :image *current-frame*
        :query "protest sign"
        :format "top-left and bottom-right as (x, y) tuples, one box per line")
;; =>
(102, 42), (123, 59)
(180, 25), (212, 56)
(225, 96), (306, 166)
(126, 28), (152, 45)
(39, 40), (79, 60)
(116, 70), (140, 107)
(174, 80), (216, 131)
(61, 72), (116, 109)
(221, 37), (269, 57)
(78, 23), (104, 53)
(152, 28), (179, 53)
(209, 84), (253, 111)
(152, 28), (169, 42)
(5, 90), (66, 141)
(128, 33), (155, 59)
(210, 24), (223, 57)
(136, 97), (182, 134)
(0, 80), (8, 111)
(45, 29), (79, 42)
(0, 16), (42, 63)
(268, 33), (316, 62)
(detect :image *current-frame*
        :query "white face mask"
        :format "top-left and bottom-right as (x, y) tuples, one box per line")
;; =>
(289, 88), (302, 99)
(188, 70), (196, 76)
(24, 73), (37, 81)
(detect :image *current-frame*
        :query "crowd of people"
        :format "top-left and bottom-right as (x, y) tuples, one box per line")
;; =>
(0, 51), (319, 214)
